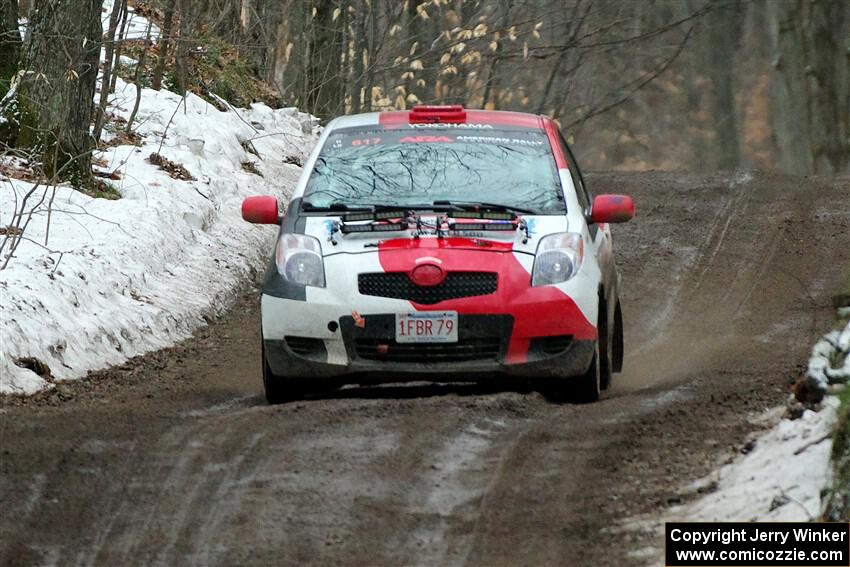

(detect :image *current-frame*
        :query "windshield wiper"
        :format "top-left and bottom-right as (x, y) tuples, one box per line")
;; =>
(301, 201), (406, 212)
(432, 200), (536, 215)
(302, 201), (365, 212)
(303, 201), (456, 213)
(302, 200), (536, 215)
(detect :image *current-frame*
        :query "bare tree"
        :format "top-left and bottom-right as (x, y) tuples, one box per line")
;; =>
(13, 0), (102, 185)
(152, 0), (177, 91)
(126, 20), (154, 134)
(703, 0), (743, 170)
(109, 0), (130, 93)
(0, 0), (19, 98)
(93, 0), (128, 143)
(769, 0), (849, 174)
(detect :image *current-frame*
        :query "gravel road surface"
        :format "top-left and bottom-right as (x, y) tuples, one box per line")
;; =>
(1, 171), (848, 566)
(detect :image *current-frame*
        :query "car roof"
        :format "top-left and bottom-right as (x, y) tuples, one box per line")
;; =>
(327, 106), (546, 131)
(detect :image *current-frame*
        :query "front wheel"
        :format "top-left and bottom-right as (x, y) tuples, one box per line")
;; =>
(261, 340), (307, 404)
(541, 338), (601, 404)
(599, 301), (614, 391)
(573, 340), (601, 403)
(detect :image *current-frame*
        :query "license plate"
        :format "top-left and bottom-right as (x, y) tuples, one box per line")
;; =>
(395, 311), (458, 343)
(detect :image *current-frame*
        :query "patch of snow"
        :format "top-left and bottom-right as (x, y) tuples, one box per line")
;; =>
(0, 78), (317, 394)
(727, 171), (753, 188)
(102, 0), (161, 41)
(670, 398), (839, 522)
(625, 398), (839, 566)
(808, 320), (850, 388)
(639, 383), (694, 414)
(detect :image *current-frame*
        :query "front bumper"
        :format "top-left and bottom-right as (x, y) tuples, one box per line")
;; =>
(263, 310), (596, 382)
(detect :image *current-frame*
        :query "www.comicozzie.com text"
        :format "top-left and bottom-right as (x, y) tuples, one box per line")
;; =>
(670, 526), (848, 547)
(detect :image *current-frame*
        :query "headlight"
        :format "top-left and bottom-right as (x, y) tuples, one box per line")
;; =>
(275, 233), (326, 287)
(531, 232), (584, 286)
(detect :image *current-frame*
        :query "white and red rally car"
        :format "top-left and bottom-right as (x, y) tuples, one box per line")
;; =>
(242, 105), (634, 403)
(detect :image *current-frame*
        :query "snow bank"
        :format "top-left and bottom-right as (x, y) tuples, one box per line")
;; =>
(661, 318), (849, 523)
(623, 400), (839, 566)
(0, 80), (317, 394)
(624, 314), (849, 565)
(808, 320), (850, 387)
(666, 400), (839, 522)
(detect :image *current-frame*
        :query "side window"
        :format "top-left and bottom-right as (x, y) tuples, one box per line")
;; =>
(558, 132), (592, 213)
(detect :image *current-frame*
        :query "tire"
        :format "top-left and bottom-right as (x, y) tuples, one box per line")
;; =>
(612, 301), (624, 373)
(573, 338), (601, 403)
(261, 340), (307, 404)
(598, 300), (614, 391)
(541, 308), (604, 404)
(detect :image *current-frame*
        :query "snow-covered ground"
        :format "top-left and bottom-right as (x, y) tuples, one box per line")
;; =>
(624, 400), (839, 565)
(665, 400), (838, 522)
(0, 77), (318, 394)
(809, 319), (850, 387)
(664, 318), (849, 525)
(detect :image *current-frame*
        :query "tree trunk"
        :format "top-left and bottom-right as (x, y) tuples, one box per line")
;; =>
(152, 0), (176, 91)
(768, 0), (849, 174)
(242, 0), (282, 82)
(126, 21), (153, 134)
(0, 0), (20, 98)
(704, 1), (743, 170)
(109, 0), (130, 93)
(15, 0), (102, 185)
(363, 0), (375, 111)
(173, 0), (194, 95)
(805, 0), (849, 173)
(93, 0), (126, 143)
(348, 2), (364, 113)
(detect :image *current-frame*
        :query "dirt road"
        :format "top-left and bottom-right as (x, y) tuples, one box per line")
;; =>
(1, 172), (848, 566)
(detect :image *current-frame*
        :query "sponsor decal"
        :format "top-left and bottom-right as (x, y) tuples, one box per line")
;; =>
(410, 123), (494, 129)
(349, 137), (381, 146)
(399, 135), (453, 143)
(455, 135), (544, 146)
(324, 219), (336, 240)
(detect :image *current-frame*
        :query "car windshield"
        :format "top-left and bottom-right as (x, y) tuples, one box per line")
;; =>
(302, 126), (565, 214)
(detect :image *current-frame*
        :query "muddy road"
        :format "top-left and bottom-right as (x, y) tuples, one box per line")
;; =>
(1, 172), (848, 566)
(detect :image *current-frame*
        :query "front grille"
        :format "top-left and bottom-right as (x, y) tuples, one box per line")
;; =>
(358, 272), (497, 304)
(355, 337), (501, 363)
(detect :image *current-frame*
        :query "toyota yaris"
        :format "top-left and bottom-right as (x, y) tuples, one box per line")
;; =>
(242, 105), (634, 403)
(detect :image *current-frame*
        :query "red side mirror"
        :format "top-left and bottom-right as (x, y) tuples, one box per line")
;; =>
(241, 196), (279, 224)
(590, 194), (635, 224)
